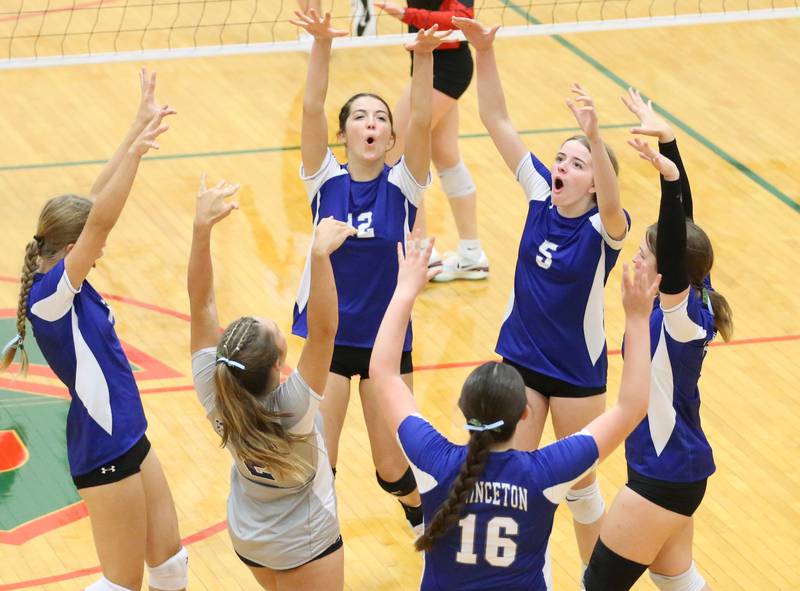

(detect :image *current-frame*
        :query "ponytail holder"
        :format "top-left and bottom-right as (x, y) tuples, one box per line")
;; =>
(701, 288), (714, 316)
(465, 418), (505, 433)
(33, 235), (43, 247)
(216, 356), (245, 370)
(2, 334), (23, 356)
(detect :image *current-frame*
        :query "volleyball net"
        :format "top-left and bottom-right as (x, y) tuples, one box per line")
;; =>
(1, 0), (797, 68)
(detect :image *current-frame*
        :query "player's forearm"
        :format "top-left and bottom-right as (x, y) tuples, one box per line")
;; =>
(90, 116), (148, 197)
(370, 291), (414, 378)
(303, 38), (333, 113)
(187, 225), (216, 311)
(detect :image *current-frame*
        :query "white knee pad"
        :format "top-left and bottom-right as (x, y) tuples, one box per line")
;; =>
(85, 576), (133, 591)
(650, 563), (706, 591)
(438, 160), (476, 198)
(566, 481), (605, 524)
(148, 546), (189, 591)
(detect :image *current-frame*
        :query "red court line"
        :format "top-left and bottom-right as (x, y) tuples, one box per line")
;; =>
(0, 519), (227, 590)
(0, 0), (124, 23)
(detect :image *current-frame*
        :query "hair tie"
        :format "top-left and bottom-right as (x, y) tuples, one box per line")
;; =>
(701, 288), (714, 316)
(33, 235), (43, 247)
(216, 356), (245, 370)
(465, 418), (505, 433)
(2, 334), (23, 356)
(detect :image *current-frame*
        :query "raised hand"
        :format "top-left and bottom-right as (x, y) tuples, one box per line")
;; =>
(565, 82), (600, 140)
(313, 217), (357, 255)
(374, 0), (405, 19)
(136, 67), (176, 125)
(290, 9), (348, 40)
(195, 173), (240, 229)
(451, 17), (499, 51)
(621, 260), (660, 320)
(404, 24), (453, 52)
(621, 87), (674, 143)
(396, 231), (440, 297)
(627, 137), (679, 181)
(130, 108), (173, 156)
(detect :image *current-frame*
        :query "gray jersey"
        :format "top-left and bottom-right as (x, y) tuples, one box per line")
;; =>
(192, 348), (339, 569)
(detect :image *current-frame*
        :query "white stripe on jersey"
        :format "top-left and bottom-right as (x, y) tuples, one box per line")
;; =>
(583, 241), (606, 367)
(71, 308), (113, 435)
(649, 325), (677, 455)
(662, 294), (709, 343)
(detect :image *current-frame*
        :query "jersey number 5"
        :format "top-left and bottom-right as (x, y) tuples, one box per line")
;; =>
(536, 240), (559, 270)
(455, 514), (518, 567)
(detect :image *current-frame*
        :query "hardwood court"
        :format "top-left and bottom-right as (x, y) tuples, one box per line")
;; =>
(1, 13), (799, 591)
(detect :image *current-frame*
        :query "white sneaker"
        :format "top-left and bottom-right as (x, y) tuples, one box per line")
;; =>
(427, 245), (443, 270)
(431, 250), (490, 282)
(351, 0), (376, 36)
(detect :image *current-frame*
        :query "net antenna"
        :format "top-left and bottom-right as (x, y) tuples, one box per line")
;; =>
(0, 0), (797, 69)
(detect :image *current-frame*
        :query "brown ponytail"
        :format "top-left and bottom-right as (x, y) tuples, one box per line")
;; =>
(414, 362), (528, 553)
(415, 430), (493, 552)
(707, 290), (733, 342)
(1, 239), (40, 376)
(214, 317), (310, 481)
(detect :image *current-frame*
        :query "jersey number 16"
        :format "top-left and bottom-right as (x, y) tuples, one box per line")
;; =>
(455, 514), (518, 567)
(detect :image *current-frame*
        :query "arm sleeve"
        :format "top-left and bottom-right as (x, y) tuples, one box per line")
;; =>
(273, 371), (322, 436)
(299, 149), (345, 202)
(515, 152), (551, 203)
(191, 347), (219, 416)
(28, 259), (80, 322)
(397, 414), (459, 494)
(535, 431), (599, 504)
(658, 139), (693, 220)
(401, 0), (474, 30)
(656, 178), (690, 295)
(388, 156), (432, 207)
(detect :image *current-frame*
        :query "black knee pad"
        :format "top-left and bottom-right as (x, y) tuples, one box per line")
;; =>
(376, 467), (417, 497)
(584, 539), (648, 591)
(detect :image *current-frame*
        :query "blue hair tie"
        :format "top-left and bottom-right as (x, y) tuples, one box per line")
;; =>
(216, 356), (245, 370)
(465, 419), (505, 433)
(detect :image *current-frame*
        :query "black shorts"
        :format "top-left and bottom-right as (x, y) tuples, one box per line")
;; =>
(72, 434), (151, 489)
(236, 535), (343, 570)
(330, 345), (413, 379)
(502, 358), (606, 398)
(626, 467), (707, 517)
(410, 42), (474, 100)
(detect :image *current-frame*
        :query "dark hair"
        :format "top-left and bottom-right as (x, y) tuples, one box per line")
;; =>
(562, 135), (620, 176)
(1, 194), (92, 376)
(337, 92), (395, 138)
(415, 362), (527, 552)
(646, 222), (733, 342)
(213, 317), (309, 480)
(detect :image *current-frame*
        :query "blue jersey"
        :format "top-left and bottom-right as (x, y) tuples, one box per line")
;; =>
(27, 259), (147, 477)
(398, 415), (599, 591)
(293, 149), (428, 351)
(496, 153), (630, 390)
(625, 283), (716, 482)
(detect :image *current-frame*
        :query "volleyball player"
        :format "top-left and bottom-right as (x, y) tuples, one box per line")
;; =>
(453, 17), (630, 572)
(0, 69), (186, 591)
(189, 174), (356, 590)
(296, 1), (377, 36)
(290, 9), (445, 532)
(583, 89), (733, 591)
(368, 235), (659, 590)
(377, 0), (489, 281)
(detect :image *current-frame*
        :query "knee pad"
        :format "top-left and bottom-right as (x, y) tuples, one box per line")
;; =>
(566, 481), (605, 524)
(85, 577), (134, 591)
(438, 160), (476, 198)
(376, 467), (417, 497)
(583, 539), (647, 591)
(148, 546), (188, 591)
(650, 562), (706, 591)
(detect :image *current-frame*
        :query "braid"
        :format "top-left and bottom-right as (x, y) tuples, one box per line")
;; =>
(2, 239), (40, 375)
(415, 431), (493, 552)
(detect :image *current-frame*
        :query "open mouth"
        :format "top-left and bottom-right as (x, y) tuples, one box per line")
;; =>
(554, 177), (564, 191)
(366, 136), (375, 145)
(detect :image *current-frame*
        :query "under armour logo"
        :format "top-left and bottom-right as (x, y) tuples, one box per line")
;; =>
(100, 465), (116, 474)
